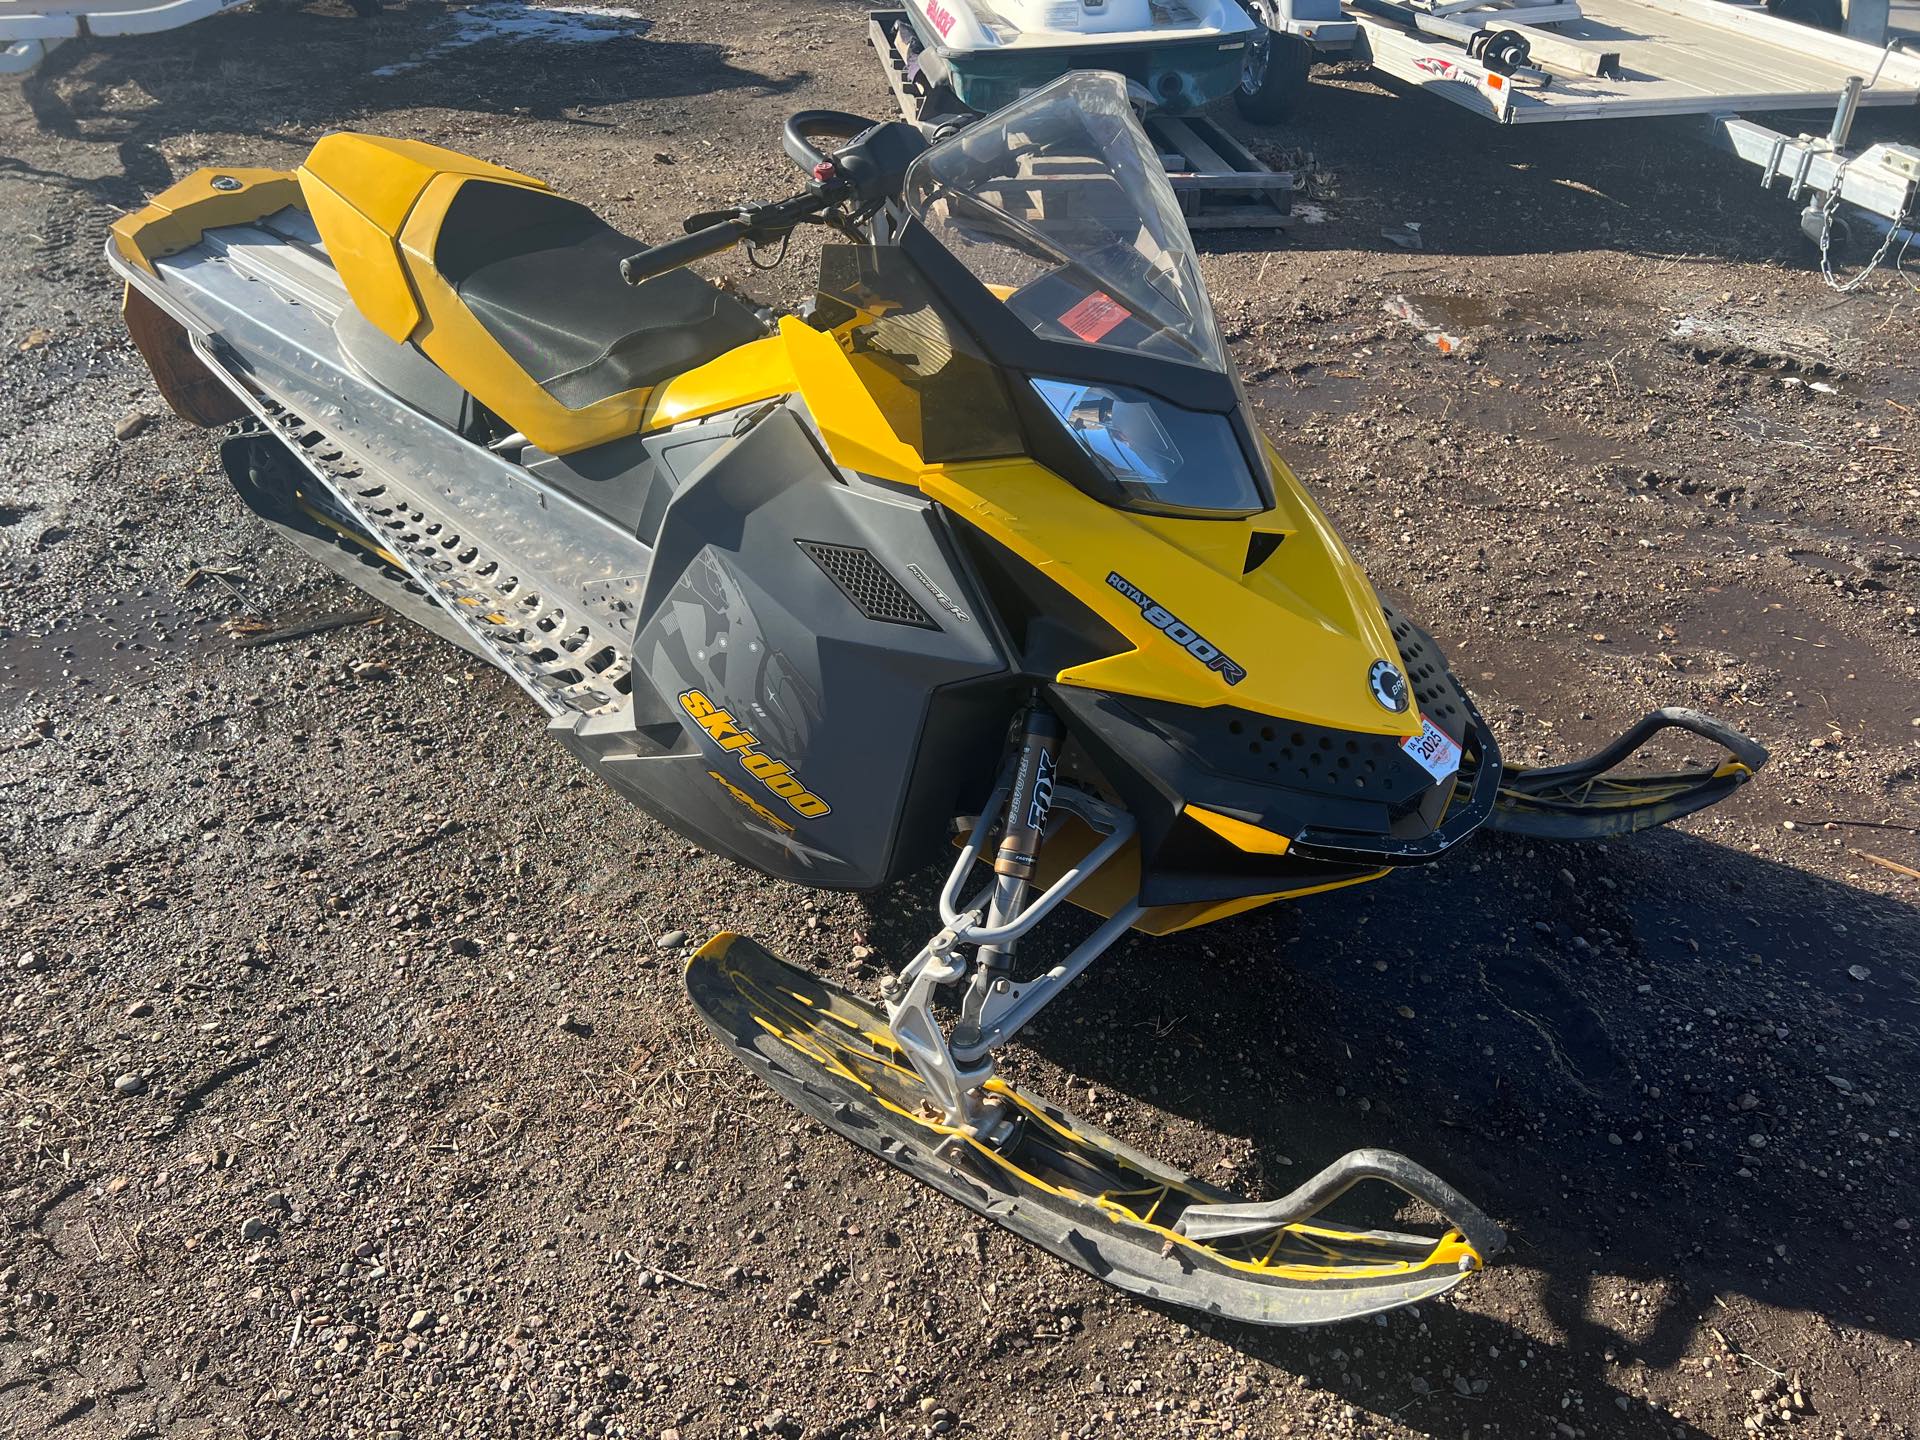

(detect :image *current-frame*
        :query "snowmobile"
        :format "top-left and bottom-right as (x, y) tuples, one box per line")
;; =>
(895, 0), (1260, 116)
(106, 71), (1767, 1325)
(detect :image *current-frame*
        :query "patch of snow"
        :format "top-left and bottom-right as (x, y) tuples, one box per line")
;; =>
(1290, 201), (1328, 225)
(374, 2), (650, 76)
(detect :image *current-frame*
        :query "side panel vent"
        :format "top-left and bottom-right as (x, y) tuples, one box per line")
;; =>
(797, 540), (936, 629)
(1244, 531), (1284, 574)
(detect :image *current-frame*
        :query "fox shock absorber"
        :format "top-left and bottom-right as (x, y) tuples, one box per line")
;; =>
(951, 703), (1063, 1039)
(994, 706), (1062, 884)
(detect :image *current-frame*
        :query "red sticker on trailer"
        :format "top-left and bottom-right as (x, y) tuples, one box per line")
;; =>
(1058, 291), (1130, 343)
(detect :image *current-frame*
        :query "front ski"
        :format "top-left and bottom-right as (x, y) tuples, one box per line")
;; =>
(686, 934), (1505, 1327)
(1488, 708), (1769, 840)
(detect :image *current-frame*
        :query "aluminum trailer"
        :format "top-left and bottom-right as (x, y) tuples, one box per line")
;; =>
(1262, 0), (1920, 261)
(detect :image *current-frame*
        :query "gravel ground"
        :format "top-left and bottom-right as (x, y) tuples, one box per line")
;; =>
(2, 3), (1918, 1438)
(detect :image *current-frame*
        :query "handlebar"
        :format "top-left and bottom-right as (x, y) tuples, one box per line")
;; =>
(618, 188), (834, 287)
(618, 109), (918, 287)
(782, 109), (877, 175)
(618, 216), (754, 287)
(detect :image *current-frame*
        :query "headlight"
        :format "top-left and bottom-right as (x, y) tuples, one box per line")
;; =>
(1030, 378), (1264, 517)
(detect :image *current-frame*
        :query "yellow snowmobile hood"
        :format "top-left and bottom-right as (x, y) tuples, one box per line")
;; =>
(774, 316), (1415, 740)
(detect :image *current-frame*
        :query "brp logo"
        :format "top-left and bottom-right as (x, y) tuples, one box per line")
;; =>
(1368, 659), (1409, 713)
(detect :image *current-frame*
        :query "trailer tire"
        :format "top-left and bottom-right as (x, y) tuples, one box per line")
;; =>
(1234, 2), (1312, 125)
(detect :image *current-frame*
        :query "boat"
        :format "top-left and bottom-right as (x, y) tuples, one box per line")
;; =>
(897, 0), (1259, 115)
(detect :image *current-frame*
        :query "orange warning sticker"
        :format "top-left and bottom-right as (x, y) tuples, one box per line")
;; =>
(1058, 291), (1130, 343)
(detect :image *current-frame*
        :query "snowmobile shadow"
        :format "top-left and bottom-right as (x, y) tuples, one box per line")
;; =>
(7, 0), (795, 208)
(869, 825), (1917, 1431)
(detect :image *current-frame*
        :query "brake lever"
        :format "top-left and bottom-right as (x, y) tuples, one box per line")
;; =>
(682, 207), (749, 232)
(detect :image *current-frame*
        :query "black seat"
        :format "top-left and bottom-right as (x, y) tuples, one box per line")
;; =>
(434, 180), (766, 412)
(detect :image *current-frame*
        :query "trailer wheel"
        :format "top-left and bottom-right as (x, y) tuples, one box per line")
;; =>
(1235, 1), (1312, 125)
(1764, 0), (1841, 30)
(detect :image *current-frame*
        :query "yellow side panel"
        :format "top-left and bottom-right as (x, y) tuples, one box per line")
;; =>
(301, 133), (542, 233)
(921, 456), (1413, 736)
(111, 167), (301, 275)
(640, 337), (796, 431)
(1136, 512), (1280, 577)
(1028, 814), (1386, 935)
(1251, 440), (1405, 684)
(297, 133), (545, 346)
(396, 173), (655, 456)
(1139, 874), (1389, 935)
(302, 181), (422, 342)
(777, 317), (925, 486)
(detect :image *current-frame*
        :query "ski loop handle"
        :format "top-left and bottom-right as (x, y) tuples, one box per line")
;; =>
(1508, 706), (1769, 788)
(1174, 1147), (1508, 1263)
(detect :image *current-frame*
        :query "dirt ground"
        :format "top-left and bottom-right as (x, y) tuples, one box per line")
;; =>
(3, 3), (1919, 1438)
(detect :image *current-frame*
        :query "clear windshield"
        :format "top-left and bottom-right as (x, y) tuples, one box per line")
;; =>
(900, 71), (1227, 372)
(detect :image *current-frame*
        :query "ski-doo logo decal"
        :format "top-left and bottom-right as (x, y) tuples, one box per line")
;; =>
(923, 0), (957, 35)
(706, 769), (796, 835)
(1367, 659), (1410, 713)
(679, 689), (831, 819)
(1105, 572), (1246, 686)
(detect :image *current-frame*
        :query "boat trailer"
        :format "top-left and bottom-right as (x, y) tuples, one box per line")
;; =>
(1263, 0), (1920, 272)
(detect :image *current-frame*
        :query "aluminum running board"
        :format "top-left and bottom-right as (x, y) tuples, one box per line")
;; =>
(105, 224), (649, 718)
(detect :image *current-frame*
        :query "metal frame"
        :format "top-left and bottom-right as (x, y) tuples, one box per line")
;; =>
(880, 712), (1144, 1134)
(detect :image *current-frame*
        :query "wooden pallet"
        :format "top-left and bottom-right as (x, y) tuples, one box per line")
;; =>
(867, 11), (1297, 230)
(1142, 114), (1296, 230)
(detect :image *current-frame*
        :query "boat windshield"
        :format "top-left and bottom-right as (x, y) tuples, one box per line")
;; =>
(900, 71), (1227, 373)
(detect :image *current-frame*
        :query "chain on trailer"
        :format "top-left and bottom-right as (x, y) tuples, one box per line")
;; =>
(1801, 65), (1920, 293)
(1811, 150), (1920, 293)
(1815, 166), (1917, 292)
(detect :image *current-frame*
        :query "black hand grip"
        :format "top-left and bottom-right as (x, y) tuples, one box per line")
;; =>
(619, 217), (751, 287)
